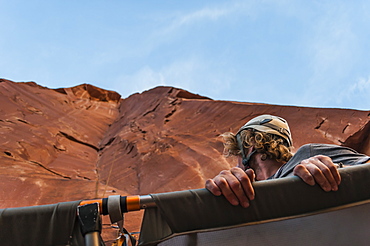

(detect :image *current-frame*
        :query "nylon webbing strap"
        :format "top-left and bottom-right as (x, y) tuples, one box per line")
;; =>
(236, 133), (256, 168)
(107, 195), (137, 246)
(236, 134), (245, 159)
(108, 195), (122, 223)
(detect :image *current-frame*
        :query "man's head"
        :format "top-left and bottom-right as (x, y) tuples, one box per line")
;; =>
(236, 115), (292, 147)
(221, 114), (293, 168)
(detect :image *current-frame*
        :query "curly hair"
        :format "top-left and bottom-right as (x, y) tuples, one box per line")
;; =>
(221, 129), (292, 163)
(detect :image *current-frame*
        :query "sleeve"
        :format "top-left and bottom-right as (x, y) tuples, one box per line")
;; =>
(308, 144), (370, 166)
(271, 144), (370, 179)
(271, 144), (312, 178)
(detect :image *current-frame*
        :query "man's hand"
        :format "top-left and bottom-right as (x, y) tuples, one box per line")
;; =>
(205, 167), (255, 208)
(293, 155), (341, 192)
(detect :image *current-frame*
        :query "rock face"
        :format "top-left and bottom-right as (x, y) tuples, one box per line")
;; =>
(0, 79), (369, 241)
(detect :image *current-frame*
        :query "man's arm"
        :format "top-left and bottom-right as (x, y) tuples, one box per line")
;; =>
(205, 167), (255, 208)
(205, 155), (342, 207)
(293, 155), (341, 192)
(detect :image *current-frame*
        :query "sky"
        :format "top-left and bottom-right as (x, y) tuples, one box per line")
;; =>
(1, 0), (370, 111)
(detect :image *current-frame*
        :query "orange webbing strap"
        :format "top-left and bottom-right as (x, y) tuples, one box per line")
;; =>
(79, 195), (146, 215)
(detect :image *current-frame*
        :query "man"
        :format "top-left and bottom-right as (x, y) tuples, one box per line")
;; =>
(205, 114), (370, 208)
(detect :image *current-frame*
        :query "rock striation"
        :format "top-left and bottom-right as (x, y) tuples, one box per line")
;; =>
(0, 79), (369, 241)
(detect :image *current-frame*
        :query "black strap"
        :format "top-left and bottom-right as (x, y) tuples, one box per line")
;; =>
(242, 150), (257, 169)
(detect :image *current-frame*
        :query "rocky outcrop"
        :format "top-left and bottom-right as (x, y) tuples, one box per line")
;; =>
(343, 118), (370, 155)
(0, 80), (121, 206)
(0, 79), (369, 240)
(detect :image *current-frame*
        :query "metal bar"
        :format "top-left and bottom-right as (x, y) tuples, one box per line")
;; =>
(84, 232), (100, 246)
(139, 195), (156, 209)
(77, 203), (102, 246)
(79, 195), (156, 214)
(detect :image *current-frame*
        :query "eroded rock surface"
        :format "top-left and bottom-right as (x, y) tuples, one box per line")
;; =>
(1, 79), (369, 240)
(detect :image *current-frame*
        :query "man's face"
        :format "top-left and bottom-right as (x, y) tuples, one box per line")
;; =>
(237, 156), (244, 169)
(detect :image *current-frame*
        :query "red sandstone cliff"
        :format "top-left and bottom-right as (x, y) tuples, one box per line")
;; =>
(0, 79), (369, 242)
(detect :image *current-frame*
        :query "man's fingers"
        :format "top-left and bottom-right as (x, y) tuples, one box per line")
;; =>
(244, 169), (256, 200)
(212, 172), (241, 206)
(224, 167), (253, 207)
(293, 164), (315, 186)
(205, 167), (255, 208)
(317, 155), (341, 186)
(205, 179), (222, 196)
(231, 168), (255, 202)
(305, 163), (332, 192)
(245, 168), (256, 181)
(310, 155), (340, 191)
(294, 155), (340, 192)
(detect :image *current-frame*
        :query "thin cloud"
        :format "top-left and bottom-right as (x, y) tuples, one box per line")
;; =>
(161, 2), (251, 35)
(116, 66), (166, 98)
(309, 4), (356, 79)
(347, 76), (370, 98)
(116, 58), (204, 98)
(298, 2), (361, 108)
(116, 57), (232, 99)
(352, 77), (370, 91)
(335, 76), (370, 110)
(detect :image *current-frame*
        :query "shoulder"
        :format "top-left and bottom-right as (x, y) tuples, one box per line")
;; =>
(295, 143), (359, 156)
(275, 144), (370, 178)
(271, 145), (314, 178)
(272, 144), (362, 179)
(294, 144), (313, 153)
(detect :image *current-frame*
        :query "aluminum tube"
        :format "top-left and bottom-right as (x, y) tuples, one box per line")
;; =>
(84, 232), (100, 246)
(139, 195), (156, 209)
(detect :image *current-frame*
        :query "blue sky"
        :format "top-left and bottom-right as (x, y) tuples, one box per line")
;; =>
(1, 1), (370, 110)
